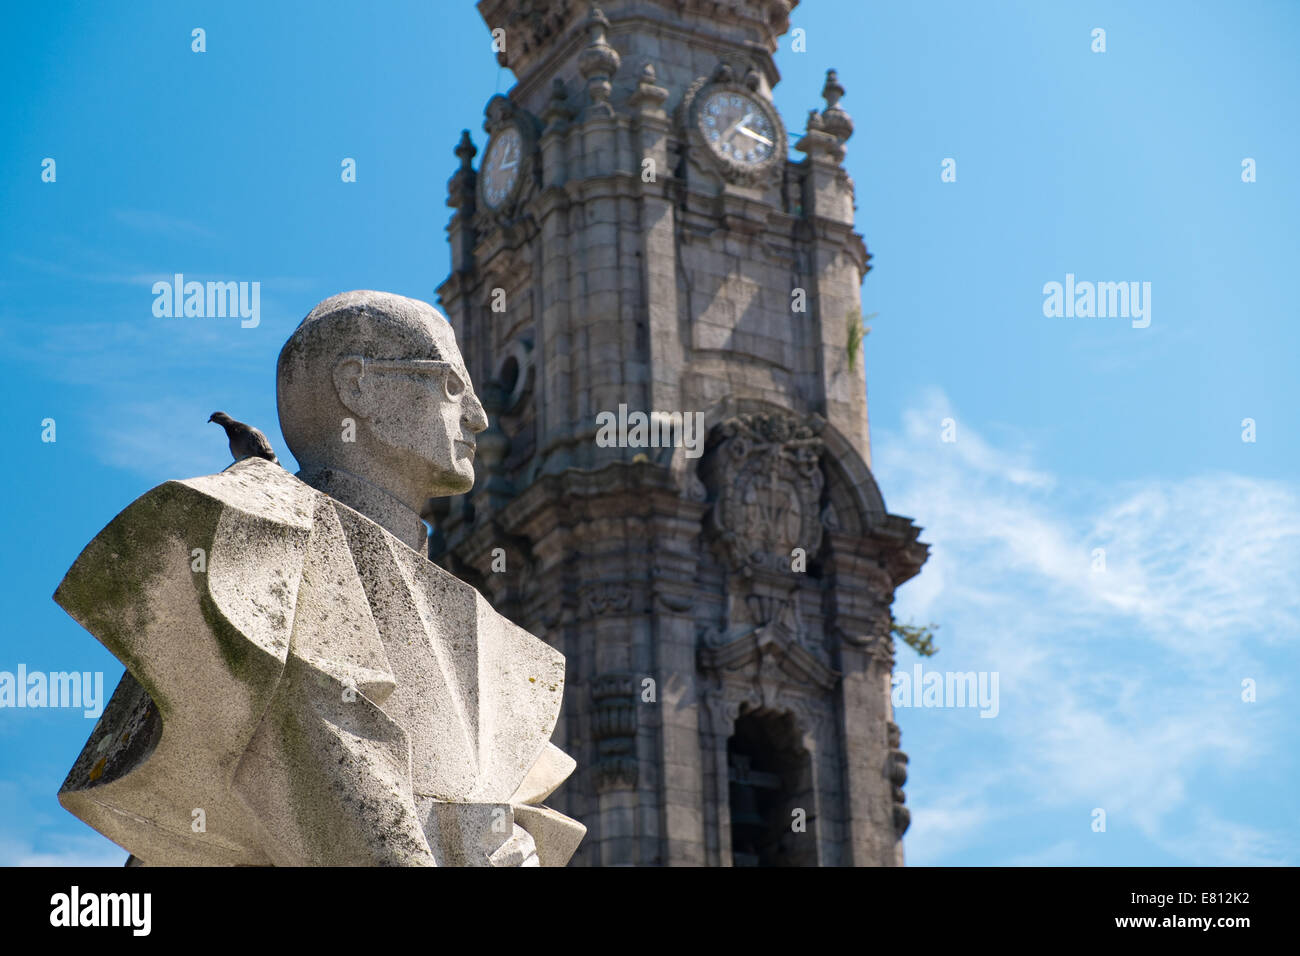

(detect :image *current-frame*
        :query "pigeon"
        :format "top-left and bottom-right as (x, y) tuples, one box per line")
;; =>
(208, 411), (279, 465)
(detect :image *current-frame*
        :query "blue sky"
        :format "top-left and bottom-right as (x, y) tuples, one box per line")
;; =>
(1, 0), (1296, 866)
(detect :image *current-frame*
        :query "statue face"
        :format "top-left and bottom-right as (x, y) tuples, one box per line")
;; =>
(356, 355), (486, 496)
(280, 291), (490, 511)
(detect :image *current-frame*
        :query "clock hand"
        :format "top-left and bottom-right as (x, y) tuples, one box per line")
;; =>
(735, 126), (773, 148)
(721, 111), (753, 142)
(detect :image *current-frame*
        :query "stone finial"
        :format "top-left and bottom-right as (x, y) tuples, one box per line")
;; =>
(822, 68), (845, 110)
(455, 128), (477, 166)
(795, 105), (845, 163)
(819, 68), (854, 143)
(628, 60), (668, 113)
(448, 130), (478, 210)
(541, 77), (574, 132)
(744, 65), (761, 91)
(578, 5), (621, 117)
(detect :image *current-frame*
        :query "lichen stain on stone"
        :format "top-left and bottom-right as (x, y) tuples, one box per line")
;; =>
(199, 587), (257, 683)
(89, 757), (107, 782)
(53, 483), (203, 717)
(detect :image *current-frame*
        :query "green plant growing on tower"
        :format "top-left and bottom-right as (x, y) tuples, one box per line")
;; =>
(845, 309), (876, 369)
(891, 617), (938, 657)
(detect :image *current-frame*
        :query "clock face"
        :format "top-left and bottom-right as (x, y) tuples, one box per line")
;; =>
(481, 126), (522, 209)
(700, 91), (777, 167)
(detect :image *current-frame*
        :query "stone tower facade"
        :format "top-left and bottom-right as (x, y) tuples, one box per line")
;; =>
(430, 0), (928, 866)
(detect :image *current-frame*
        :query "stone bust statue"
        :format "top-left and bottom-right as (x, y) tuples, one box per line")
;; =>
(54, 291), (585, 866)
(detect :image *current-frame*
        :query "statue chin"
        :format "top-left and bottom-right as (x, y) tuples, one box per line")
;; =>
(443, 476), (475, 497)
(429, 467), (474, 498)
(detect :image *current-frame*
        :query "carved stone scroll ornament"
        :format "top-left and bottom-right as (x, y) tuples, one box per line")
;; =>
(591, 673), (638, 792)
(579, 581), (633, 618)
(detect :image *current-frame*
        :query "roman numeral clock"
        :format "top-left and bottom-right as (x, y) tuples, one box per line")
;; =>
(432, 1), (928, 868)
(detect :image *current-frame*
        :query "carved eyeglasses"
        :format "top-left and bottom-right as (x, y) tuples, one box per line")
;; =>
(353, 357), (469, 399)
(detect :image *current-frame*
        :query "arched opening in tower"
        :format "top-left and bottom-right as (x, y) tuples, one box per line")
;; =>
(726, 707), (817, 866)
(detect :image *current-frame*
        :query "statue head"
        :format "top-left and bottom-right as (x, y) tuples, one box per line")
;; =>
(277, 291), (487, 513)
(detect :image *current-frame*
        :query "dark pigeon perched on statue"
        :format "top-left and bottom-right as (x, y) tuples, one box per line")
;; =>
(208, 411), (279, 465)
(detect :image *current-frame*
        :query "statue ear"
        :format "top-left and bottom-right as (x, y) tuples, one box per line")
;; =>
(332, 356), (367, 415)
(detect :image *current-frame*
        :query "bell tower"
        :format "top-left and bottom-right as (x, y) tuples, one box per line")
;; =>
(432, 0), (928, 866)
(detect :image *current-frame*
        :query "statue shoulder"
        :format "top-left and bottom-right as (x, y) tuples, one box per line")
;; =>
(176, 456), (319, 528)
(54, 458), (321, 709)
(53, 458), (328, 860)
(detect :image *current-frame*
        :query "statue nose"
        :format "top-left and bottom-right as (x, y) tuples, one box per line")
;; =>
(463, 392), (488, 434)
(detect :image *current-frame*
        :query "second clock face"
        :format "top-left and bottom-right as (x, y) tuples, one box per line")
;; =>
(700, 91), (777, 167)
(482, 126), (522, 209)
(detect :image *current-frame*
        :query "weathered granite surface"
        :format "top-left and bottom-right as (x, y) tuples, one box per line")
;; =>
(55, 290), (585, 866)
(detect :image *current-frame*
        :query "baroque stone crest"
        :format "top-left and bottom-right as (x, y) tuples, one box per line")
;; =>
(704, 412), (825, 575)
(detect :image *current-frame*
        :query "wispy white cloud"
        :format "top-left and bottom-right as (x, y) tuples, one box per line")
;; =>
(0, 778), (127, 867)
(95, 399), (236, 480)
(10, 254), (163, 287)
(90, 398), (296, 481)
(0, 829), (127, 867)
(903, 788), (1003, 865)
(878, 387), (1300, 865)
(112, 209), (213, 240)
(1154, 809), (1296, 867)
(1003, 839), (1081, 866)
